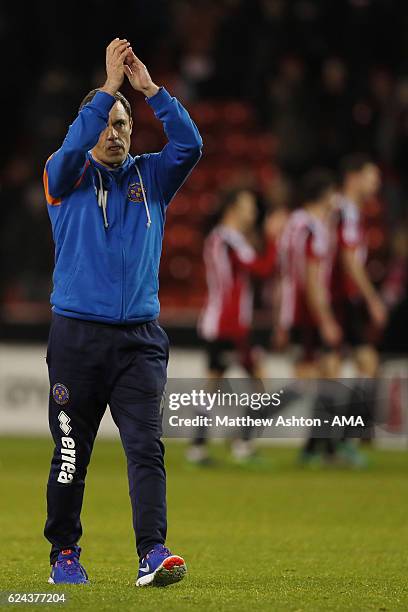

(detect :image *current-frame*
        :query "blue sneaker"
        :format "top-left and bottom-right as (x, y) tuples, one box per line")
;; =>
(136, 544), (187, 587)
(48, 546), (89, 584)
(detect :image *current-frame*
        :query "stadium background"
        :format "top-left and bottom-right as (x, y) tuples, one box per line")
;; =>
(0, 1), (407, 610)
(1, 0), (408, 345)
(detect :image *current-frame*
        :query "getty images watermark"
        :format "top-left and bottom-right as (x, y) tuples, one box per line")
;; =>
(168, 389), (283, 411)
(167, 388), (364, 429)
(160, 378), (407, 438)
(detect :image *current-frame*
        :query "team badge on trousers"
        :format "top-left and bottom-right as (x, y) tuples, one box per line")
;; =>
(52, 383), (70, 406)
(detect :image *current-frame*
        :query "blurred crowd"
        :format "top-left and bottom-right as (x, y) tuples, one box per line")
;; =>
(0, 0), (407, 346)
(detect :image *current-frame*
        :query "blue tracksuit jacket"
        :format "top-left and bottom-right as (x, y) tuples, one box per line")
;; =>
(43, 87), (202, 323)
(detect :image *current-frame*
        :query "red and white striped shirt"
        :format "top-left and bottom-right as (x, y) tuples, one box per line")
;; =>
(331, 195), (367, 301)
(279, 209), (332, 330)
(199, 225), (276, 341)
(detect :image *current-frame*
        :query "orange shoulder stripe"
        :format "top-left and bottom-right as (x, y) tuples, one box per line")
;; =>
(43, 155), (62, 206)
(43, 157), (90, 206)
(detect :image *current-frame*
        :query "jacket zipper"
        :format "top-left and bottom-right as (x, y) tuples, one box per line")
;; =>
(121, 246), (126, 321)
(118, 175), (127, 322)
(111, 175), (126, 322)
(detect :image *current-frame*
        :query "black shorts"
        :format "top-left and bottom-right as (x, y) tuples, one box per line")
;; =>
(205, 338), (256, 375)
(333, 298), (368, 347)
(290, 325), (331, 362)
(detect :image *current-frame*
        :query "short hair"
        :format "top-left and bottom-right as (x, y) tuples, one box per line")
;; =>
(299, 168), (336, 204)
(79, 89), (132, 119)
(339, 153), (373, 183)
(219, 187), (255, 217)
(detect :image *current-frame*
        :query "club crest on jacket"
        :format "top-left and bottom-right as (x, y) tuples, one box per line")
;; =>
(128, 182), (146, 203)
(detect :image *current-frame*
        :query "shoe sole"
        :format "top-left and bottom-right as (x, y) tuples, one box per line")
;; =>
(136, 555), (187, 587)
(48, 577), (89, 585)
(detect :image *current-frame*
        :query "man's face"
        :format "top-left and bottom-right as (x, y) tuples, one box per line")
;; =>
(235, 191), (257, 231)
(356, 163), (381, 200)
(91, 101), (132, 167)
(321, 186), (336, 214)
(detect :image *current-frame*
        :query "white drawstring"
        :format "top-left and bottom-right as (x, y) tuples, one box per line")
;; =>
(95, 168), (109, 228)
(94, 163), (151, 230)
(135, 163), (151, 228)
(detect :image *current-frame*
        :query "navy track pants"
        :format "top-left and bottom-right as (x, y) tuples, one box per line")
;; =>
(44, 313), (169, 564)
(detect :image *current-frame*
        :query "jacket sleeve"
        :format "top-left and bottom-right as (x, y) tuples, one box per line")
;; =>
(230, 240), (277, 278)
(43, 91), (116, 204)
(146, 87), (203, 205)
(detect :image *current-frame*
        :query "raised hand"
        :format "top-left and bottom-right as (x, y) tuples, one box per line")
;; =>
(124, 50), (159, 98)
(101, 38), (132, 96)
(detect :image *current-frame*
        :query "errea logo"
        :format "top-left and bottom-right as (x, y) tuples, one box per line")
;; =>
(57, 436), (76, 484)
(58, 411), (71, 435)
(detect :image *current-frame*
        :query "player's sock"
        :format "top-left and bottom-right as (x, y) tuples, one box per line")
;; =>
(186, 443), (213, 465)
(342, 379), (377, 442)
(231, 439), (255, 461)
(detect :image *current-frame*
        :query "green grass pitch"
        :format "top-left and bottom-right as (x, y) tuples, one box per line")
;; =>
(0, 438), (407, 611)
